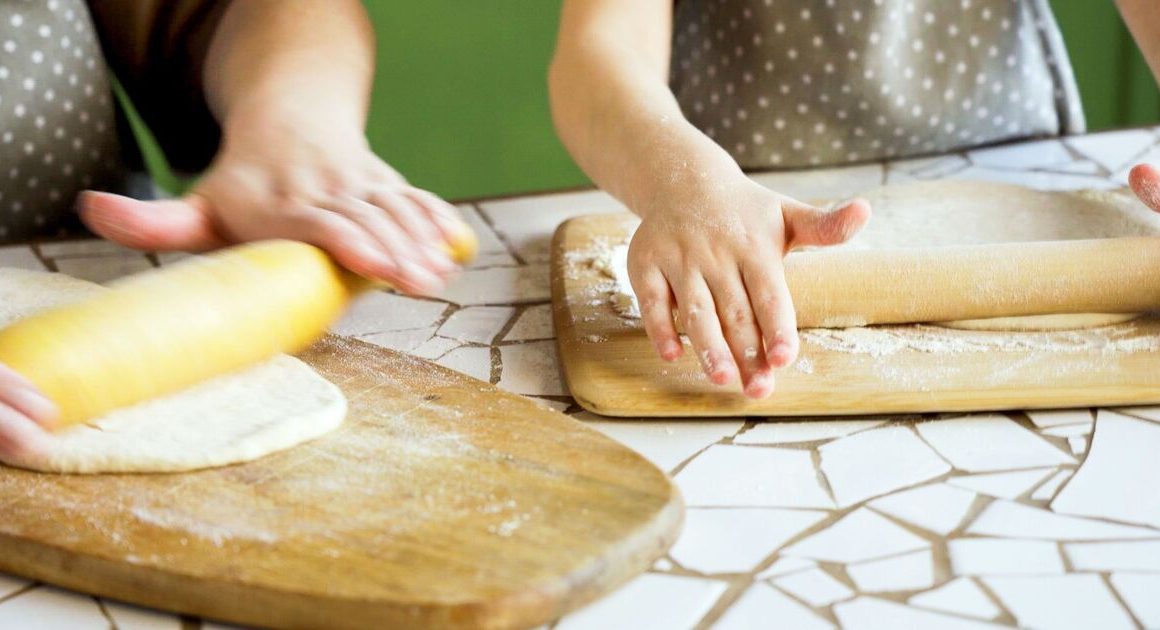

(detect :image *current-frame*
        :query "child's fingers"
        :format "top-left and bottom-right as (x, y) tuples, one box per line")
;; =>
(671, 272), (737, 386)
(783, 197), (872, 250)
(1129, 164), (1160, 213)
(707, 270), (774, 399)
(631, 267), (682, 361)
(741, 254), (798, 368)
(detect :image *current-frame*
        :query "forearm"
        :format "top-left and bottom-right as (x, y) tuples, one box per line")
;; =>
(204, 0), (375, 133)
(549, 30), (741, 219)
(1117, 0), (1160, 86)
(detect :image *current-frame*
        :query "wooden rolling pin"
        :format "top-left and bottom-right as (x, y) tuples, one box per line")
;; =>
(0, 231), (477, 429)
(786, 236), (1160, 328)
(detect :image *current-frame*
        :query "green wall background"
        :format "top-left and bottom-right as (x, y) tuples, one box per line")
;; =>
(137, 2), (1160, 201)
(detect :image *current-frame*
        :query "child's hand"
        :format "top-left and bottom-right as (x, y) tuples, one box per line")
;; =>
(628, 176), (870, 398)
(1129, 164), (1160, 213)
(0, 363), (55, 460)
(77, 102), (467, 297)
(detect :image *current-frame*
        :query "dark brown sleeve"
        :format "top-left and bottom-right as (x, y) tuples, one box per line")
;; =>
(88, 0), (234, 173)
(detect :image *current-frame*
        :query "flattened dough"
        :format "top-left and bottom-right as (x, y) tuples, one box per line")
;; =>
(0, 269), (346, 474)
(838, 182), (1160, 331)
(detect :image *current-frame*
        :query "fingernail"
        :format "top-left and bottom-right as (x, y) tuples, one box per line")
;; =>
(659, 340), (682, 360)
(768, 340), (796, 367)
(745, 372), (775, 398)
(10, 388), (58, 426)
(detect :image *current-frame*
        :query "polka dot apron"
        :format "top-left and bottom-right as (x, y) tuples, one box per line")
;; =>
(0, 0), (124, 242)
(671, 0), (1085, 169)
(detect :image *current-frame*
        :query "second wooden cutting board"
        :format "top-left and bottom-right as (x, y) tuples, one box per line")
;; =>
(0, 335), (682, 629)
(551, 212), (1160, 417)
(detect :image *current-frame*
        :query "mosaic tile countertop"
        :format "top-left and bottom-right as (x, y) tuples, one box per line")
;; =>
(2, 127), (1160, 629)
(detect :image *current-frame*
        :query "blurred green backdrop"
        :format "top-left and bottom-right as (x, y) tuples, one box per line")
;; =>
(139, 2), (1160, 201)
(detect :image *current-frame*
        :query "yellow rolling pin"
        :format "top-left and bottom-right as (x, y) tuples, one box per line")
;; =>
(0, 229), (478, 430)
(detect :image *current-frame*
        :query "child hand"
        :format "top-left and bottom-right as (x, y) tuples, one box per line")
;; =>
(1129, 163), (1160, 213)
(628, 176), (870, 398)
(0, 363), (55, 461)
(77, 104), (468, 297)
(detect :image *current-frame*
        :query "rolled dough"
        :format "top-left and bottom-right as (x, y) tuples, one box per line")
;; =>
(0, 269), (347, 474)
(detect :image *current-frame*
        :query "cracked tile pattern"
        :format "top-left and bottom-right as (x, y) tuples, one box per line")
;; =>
(5, 131), (1160, 628)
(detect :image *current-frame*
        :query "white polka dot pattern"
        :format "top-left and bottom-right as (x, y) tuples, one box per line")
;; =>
(671, 0), (1086, 169)
(0, 0), (123, 241)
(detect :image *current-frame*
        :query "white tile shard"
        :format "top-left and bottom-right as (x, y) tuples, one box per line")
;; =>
(408, 336), (460, 360)
(1030, 469), (1073, 501)
(916, 415), (1074, 472)
(555, 573), (725, 630)
(436, 306), (515, 344)
(669, 508), (827, 574)
(1068, 435), (1087, 455)
(504, 304), (555, 341)
(967, 139), (1073, 170)
(497, 341), (568, 396)
(908, 578), (1001, 620)
(357, 327), (438, 353)
(675, 445), (834, 508)
(868, 483), (977, 535)
(715, 583), (834, 630)
(1040, 423), (1092, 438)
(438, 265), (550, 305)
(435, 346), (492, 382)
(577, 415), (743, 472)
(0, 245), (44, 270)
(1115, 406), (1160, 423)
(820, 426), (951, 507)
(1110, 573), (1160, 629)
(1025, 409), (1092, 428)
(847, 549), (935, 593)
(479, 190), (628, 263)
(101, 599), (183, 630)
(782, 508), (928, 563)
(967, 499), (1160, 541)
(1065, 129), (1156, 172)
(946, 468), (1055, 500)
(54, 254), (153, 284)
(834, 597), (1002, 630)
(735, 419), (886, 445)
(755, 557), (818, 580)
(0, 586), (109, 628)
(332, 291), (445, 337)
(983, 574), (1135, 630)
(0, 573), (29, 600)
(773, 568), (853, 607)
(1064, 540), (1160, 572)
(1053, 411), (1160, 529)
(948, 538), (1064, 576)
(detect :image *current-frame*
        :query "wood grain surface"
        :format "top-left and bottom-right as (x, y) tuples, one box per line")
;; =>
(552, 212), (1160, 417)
(0, 336), (682, 629)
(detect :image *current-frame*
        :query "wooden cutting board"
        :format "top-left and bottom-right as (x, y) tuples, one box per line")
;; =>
(0, 336), (682, 629)
(551, 213), (1160, 417)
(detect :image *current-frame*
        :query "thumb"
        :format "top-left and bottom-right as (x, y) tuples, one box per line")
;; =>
(1129, 163), (1160, 213)
(77, 191), (225, 252)
(783, 197), (872, 250)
